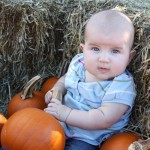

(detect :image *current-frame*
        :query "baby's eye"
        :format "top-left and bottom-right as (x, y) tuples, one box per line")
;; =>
(91, 47), (100, 51)
(112, 49), (120, 54)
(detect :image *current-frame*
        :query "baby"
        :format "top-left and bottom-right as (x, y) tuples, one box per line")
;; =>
(44, 9), (136, 150)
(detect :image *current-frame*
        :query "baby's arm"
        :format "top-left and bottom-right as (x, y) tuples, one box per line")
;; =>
(45, 100), (129, 130)
(45, 75), (66, 104)
(66, 103), (129, 130)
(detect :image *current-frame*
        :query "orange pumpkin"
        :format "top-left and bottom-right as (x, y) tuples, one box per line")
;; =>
(1, 108), (65, 150)
(0, 113), (7, 146)
(41, 77), (59, 94)
(7, 75), (46, 117)
(100, 132), (140, 150)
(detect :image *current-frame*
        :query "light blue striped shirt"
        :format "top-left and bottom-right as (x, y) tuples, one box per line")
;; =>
(60, 53), (136, 145)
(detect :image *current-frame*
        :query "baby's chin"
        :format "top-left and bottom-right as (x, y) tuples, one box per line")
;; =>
(96, 73), (119, 81)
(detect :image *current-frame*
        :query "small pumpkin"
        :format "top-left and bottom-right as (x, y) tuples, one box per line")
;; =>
(7, 75), (46, 117)
(1, 108), (65, 150)
(0, 113), (7, 146)
(41, 77), (59, 94)
(100, 132), (140, 150)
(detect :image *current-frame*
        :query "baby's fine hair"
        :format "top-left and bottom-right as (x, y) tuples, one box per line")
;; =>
(84, 9), (135, 49)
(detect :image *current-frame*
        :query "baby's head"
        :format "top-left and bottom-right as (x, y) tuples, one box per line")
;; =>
(84, 9), (134, 50)
(80, 10), (135, 81)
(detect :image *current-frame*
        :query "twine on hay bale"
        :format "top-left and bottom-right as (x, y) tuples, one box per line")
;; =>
(0, 0), (149, 139)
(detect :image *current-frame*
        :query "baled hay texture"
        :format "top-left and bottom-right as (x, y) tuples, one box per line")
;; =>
(0, 0), (63, 114)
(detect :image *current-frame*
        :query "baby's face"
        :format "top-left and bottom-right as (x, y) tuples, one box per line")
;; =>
(80, 26), (134, 81)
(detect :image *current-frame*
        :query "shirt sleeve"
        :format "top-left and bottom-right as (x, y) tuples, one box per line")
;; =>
(102, 71), (136, 108)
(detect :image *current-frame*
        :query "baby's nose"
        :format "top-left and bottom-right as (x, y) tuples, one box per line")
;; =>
(98, 52), (109, 63)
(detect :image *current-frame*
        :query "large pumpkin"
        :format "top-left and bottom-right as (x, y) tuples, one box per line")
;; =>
(7, 75), (46, 117)
(0, 113), (7, 146)
(1, 108), (65, 150)
(100, 132), (140, 150)
(41, 77), (59, 94)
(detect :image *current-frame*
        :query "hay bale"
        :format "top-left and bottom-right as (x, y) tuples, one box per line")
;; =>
(0, 0), (63, 114)
(0, 0), (149, 139)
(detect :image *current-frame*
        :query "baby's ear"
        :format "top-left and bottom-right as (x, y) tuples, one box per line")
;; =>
(80, 43), (85, 52)
(129, 50), (136, 63)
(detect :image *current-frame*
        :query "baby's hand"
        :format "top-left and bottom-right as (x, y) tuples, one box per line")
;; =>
(45, 90), (53, 104)
(44, 98), (72, 122)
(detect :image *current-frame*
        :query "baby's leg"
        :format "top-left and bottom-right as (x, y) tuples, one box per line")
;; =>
(65, 138), (99, 150)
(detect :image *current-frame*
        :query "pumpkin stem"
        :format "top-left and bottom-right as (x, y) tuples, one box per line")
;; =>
(51, 88), (62, 102)
(128, 138), (150, 150)
(21, 75), (41, 99)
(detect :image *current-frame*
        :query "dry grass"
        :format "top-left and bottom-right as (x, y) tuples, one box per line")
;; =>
(0, 0), (149, 139)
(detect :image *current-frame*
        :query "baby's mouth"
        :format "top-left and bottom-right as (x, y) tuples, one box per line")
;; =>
(98, 67), (109, 73)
